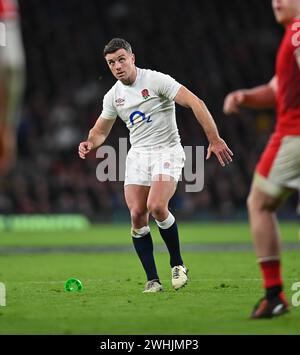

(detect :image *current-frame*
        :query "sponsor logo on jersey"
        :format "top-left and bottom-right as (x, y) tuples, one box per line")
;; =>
(128, 111), (152, 126)
(141, 89), (150, 99)
(115, 98), (125, 106)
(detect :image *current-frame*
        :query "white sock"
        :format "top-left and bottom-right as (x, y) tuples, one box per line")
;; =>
(257, 256), (280, 263)
(155, 212), (175, 230)
(131, 225), (150, 238)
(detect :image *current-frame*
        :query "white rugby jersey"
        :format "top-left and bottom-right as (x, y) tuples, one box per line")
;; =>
(101, 68), (182, 149)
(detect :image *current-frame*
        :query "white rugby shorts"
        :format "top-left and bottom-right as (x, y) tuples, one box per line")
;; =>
(124, 144), (186, 186)
(254, 136), (300, 198)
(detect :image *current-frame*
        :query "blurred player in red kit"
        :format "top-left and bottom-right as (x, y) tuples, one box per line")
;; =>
(0, 0), (25, 174)
(224, 0), (300, 319)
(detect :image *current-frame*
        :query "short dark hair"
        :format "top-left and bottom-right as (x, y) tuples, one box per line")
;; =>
(103, 38), (132, 57)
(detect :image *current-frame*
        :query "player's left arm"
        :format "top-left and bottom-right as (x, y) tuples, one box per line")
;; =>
(175, 86), (233, 166)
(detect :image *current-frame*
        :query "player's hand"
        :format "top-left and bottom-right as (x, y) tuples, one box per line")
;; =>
(223, 90), (245, 115)
(206, 138), (233, 167)
(78, 141), (94, 159)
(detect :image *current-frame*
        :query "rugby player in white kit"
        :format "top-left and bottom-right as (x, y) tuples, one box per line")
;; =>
(79, 38), (233, 292)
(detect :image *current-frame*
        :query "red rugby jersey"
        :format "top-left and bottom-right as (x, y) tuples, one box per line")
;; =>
(275, 17), (300, 135)
(0, 0), (17, 20)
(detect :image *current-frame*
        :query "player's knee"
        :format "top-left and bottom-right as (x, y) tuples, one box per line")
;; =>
(147, 201), (167, 219)
(247, 190), (278, 213)
(130, 208), (147, 225)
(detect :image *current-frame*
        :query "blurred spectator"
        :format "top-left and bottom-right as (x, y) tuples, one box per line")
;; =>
(0, 0), (25, 173)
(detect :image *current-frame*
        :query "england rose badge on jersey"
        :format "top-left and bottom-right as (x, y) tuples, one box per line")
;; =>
(141, 89), (150, 99)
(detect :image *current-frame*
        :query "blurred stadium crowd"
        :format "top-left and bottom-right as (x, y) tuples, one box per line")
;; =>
(0, 0), (297, 221)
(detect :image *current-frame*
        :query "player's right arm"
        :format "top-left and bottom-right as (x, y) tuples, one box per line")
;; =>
(78, 116), (115, 159)
(223, 76), (277, 114)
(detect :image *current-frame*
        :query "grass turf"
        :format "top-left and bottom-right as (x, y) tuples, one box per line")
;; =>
(0, 222), (299, 334)
(0, 222), (298, 246)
